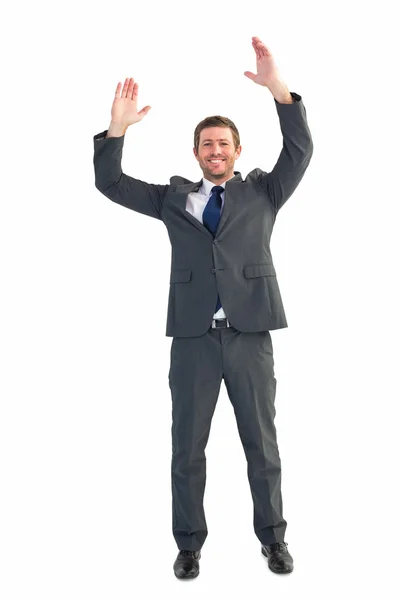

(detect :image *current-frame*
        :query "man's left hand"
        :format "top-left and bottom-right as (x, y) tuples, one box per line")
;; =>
(244, 37), (282, 88)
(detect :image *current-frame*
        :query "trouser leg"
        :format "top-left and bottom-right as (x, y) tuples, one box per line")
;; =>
(168, 330), (223, 551)
(221, 327), (287, 545)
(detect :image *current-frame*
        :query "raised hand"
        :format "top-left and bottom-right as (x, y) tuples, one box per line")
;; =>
(244, 37), (282, 87)
(110, 78), (152, 126)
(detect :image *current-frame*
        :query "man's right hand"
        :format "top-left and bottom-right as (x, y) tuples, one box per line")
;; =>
(108, 78), (152, 136)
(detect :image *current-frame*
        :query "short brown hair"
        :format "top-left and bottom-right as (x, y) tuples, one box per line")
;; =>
(194, 115), (240, 154)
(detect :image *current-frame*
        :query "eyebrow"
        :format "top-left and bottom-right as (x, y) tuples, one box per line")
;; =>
(202, 138), (231, 143)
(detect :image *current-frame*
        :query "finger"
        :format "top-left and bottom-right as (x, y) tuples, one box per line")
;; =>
(122, 77), (133, 98)
(252, 37), (263, 57)
(121, 78), (126, 98)
(252, 40), (261, 60)
(127, 78), (134, 98)
(253, 38), (270, 56)
(121, 78), (129, 98)
(258, 44), (268, 57)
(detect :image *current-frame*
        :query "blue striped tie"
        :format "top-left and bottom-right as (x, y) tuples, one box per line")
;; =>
(203, 185), (224, 312)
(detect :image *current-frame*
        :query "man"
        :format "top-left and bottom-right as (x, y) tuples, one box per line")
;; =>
(93, 36), (313, 579)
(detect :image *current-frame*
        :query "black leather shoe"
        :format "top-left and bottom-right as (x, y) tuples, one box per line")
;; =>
(173, 550), (201, 579)
(261, 541), (294, 574)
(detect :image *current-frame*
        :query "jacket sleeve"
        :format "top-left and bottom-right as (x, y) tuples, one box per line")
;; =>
(93, 130), (169, 220)
(257, 92), (314, 213)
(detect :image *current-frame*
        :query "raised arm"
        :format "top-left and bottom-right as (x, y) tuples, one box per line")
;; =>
(257, 91), (313, 212)
(244, 37), (314, 212)
(93, 78), (169, 220)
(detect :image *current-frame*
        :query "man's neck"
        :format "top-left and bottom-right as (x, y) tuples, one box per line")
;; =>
(203, 173), (235, 186)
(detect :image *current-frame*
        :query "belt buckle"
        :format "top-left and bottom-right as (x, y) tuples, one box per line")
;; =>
(212, 318), (230, 329)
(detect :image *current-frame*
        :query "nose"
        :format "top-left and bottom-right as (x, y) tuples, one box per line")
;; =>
(208, 143), (225, 153)
(209, 149), (225, 157)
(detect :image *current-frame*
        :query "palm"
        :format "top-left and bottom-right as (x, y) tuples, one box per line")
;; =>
(111, 78), (151, 125)
(244, 37), (281, 87)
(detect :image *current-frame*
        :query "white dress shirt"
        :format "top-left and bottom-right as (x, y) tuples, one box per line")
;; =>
(186, 174), (235, 320)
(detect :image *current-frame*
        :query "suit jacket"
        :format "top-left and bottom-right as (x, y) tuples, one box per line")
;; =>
(93, 91), (313, 338)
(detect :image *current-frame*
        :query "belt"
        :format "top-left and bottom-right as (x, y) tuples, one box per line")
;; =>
(211, 317), (231, 329)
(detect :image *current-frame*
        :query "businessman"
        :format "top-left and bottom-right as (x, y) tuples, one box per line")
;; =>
(93, 37), (313, 579)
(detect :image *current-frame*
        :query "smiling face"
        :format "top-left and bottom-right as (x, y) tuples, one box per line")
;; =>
(193, 126), (242, 184)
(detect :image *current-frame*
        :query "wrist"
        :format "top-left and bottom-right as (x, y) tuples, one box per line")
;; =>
(266, 79), (293, 103)
(106, 122), (128, 138)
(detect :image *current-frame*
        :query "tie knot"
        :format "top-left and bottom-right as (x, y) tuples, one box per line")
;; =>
(211, 185), (224, 194)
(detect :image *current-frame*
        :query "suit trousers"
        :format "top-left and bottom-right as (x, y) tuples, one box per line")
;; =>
(168, 323), (287, 551)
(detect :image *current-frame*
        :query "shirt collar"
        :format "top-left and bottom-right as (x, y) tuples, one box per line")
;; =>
(200, 174), (236, 195)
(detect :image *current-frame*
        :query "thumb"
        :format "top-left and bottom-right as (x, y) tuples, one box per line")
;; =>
(139, 105), (152, 117)
(244, 71), (256, 81)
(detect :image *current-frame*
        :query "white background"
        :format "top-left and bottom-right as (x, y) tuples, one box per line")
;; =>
(1, 0), (400, 597)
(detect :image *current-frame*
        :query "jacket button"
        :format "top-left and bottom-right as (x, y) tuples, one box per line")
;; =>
(213, 239), (218, 244)
(211, 268), (216, 273)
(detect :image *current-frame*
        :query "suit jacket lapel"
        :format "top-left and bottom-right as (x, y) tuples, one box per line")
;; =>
(170, 171), (243, 238)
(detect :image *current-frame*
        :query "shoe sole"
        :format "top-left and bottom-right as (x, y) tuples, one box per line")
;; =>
(261, 546), (293, 574)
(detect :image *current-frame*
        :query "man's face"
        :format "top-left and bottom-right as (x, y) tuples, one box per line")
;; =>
(193, 127), (242, 184)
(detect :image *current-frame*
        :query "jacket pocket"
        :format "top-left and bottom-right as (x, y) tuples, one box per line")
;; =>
(170, 268), (192, 283)
(244, 263), (276, 278)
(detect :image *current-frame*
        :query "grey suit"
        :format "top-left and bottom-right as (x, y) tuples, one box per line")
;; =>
(93, 91), (313, 550)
